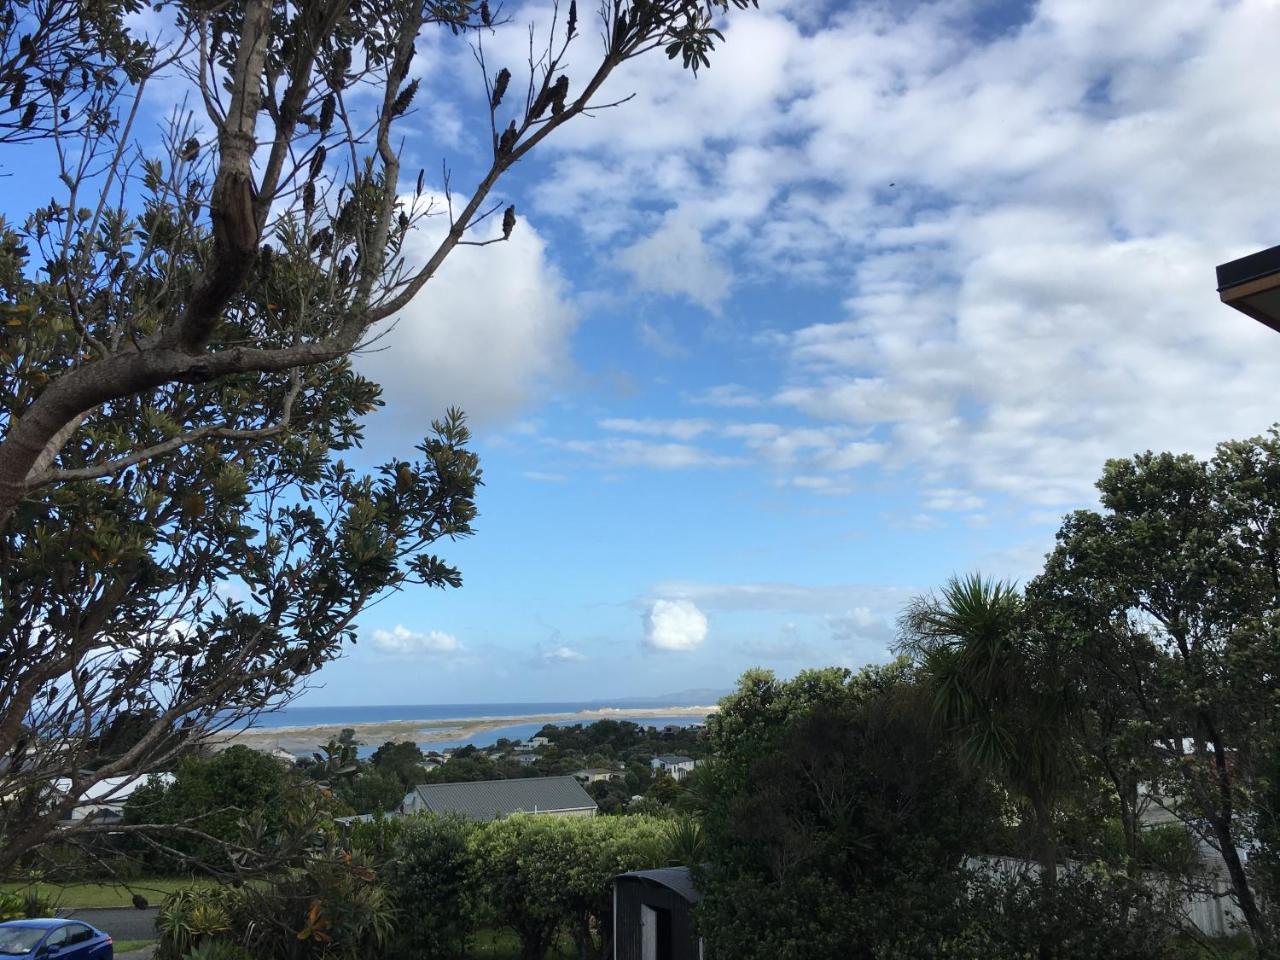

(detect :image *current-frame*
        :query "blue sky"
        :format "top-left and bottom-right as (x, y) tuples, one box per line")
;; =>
(11, 0), (1280, 704)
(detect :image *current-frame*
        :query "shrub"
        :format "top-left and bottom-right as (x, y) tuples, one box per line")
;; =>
(384, 813), (478, 959)
(156, 888), (239, 960)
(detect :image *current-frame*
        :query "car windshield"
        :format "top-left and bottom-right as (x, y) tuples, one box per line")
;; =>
(0, 927), (46, 955)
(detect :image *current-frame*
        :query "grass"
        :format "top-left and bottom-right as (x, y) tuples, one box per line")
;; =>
(0, 876), (219, 909)
(111, 940), (155, 953)
(471, 929), (576, 959)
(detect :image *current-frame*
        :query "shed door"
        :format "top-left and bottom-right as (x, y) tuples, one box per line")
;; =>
(641, 904), (673, 960)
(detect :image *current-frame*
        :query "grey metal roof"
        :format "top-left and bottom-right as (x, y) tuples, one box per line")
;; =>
(409, 776), (596, 822)
(654, 755), (694, 764)
(618, 866), (702, 904)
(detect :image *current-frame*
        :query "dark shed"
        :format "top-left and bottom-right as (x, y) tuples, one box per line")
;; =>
(614, 867), (702, 960)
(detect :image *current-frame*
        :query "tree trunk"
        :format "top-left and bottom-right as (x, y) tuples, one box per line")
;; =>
(1210, 815), (1270, 945)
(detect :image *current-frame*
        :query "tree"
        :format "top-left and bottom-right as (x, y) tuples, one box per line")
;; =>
(0, 0), (758, 877)
(468, 814), (663, 960)
(384, 813), (478, 959)
(900, 574), (1077, 886)
(1028, 433), (1280, 945)
(368, 740), (425, 791)
(697, 663), (1000, 959)
(122, 744), (294, 872)
(0, 0), (153, 145)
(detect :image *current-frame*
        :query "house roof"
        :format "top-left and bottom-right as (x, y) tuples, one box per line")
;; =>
(618, 866), (702, 904)
(51, 773), (172, 805)
(654, 755), (694, 765)
(407, 776), (596, 822)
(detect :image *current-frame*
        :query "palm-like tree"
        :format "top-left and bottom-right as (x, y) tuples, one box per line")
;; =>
(900, 574), (1074, 885)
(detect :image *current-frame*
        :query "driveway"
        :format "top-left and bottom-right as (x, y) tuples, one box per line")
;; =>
(60, 906), (159, 943)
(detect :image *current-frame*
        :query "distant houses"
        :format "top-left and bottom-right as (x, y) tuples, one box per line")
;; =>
(573, 768), (620, 784)
(650, 755), (696, 781)
(400, 775), (597, 822)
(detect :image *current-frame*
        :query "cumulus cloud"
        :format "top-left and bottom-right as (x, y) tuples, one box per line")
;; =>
(600, 417), (714, 441)
(559, 438), (742, 470)
(616, 212), (733, 311)
(356, 199), (577, 441)
(527, 0), (1280, 508)
(644, 599), (709, 652)
(370, 625), (462, 657)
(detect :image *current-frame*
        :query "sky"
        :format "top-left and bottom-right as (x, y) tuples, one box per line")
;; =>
(14, 0), (1280, 705)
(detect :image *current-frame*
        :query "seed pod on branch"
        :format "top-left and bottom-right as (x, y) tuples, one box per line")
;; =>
(480, 0), (492, 26)
(308, 144), (327, 180)
(491, 67), (510, 109)
(567, 0), (577, 38)
(391, 78), (418, 117)
(548, 74), (569, 116)
(502, 205), (516, 239)
(496, 120), (517, 158)
(319, 93), (335, 133)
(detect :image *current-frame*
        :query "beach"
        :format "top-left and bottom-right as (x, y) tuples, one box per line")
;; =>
(214, 704), (717, 755)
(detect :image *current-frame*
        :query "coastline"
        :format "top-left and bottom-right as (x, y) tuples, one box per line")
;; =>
(213, 704), (717, 755)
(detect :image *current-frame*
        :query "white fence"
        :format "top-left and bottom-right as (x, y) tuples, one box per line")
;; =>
(964, 855), (1248, 939)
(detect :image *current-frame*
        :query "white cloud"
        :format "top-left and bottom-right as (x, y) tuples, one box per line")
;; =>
(370, 625), (462, 657)
(357, 198), (578, 437)
(525, 0), (1280, 508)
(688, 384), (762, 408)
(600, 417), (714, 441)
(652, 581), (912, 615)
(541, 644), (586, 663)
(616, 211), (732, 312)
(644, 599), (709, 652)
(560, 438), (742, 470)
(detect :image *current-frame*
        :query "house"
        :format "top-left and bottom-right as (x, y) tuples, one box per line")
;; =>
(50, 773), (173, 822)
(614, 867), (703, 960)
(514, 754), (539, 766)
(574, 768), (619, 784)
(651, 756), (696, 782)
(400, 775), (597, 822)
(528, 736), (550, 748)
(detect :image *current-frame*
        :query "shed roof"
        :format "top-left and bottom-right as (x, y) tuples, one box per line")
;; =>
(654, 755), (694, 765)
(618, 866), (702, 904)
(408, 776), (596, 822)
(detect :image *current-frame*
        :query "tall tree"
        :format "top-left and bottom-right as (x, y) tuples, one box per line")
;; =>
(1029, 434), (1280, 945)
(899, 574), (1076, 886)
(0, 0), (758, 879)
(697, 663), (1000, 959)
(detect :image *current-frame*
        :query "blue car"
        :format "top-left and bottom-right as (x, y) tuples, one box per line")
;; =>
(0, 920), (112, 959)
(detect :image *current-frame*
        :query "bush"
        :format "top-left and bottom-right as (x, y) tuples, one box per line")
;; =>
(957, 864), (1182, 960)
(156, 888), (239, 960)
(384, 814), (478, 959)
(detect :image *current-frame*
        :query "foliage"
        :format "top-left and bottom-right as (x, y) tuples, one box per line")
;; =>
(0, 0), (754, 877)
(698, 662), (1002, 959)
(334, 766), (406, 816)
(182, 941), (253, 960)
(124, 746), (293, 870)
(369, 741), (427, 792)
(468, 814), (664, 960)
(1029, 430), (1280, 942)
(900, 574), (1077, 881)
(383, 813), (478, 959)
(157, 887), (240, 960)
(953, 863), (1182, 960)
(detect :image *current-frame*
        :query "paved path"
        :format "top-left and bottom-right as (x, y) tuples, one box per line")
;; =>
(60, 906), (159, 943)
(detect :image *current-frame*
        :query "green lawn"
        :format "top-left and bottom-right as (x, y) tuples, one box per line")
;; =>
(112, 940), (155, 953)
(1, 877), (219, 909)
(471, 929), (576, 959)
